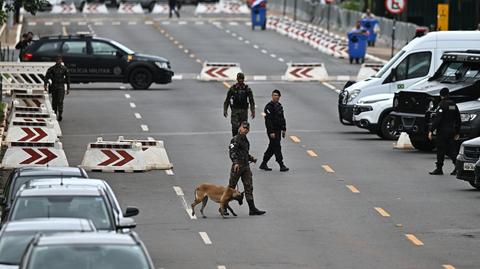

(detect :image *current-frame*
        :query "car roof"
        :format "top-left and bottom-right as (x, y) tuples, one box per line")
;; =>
(16, 166), (86, 177)
(38, 35), (112, 43)
(35, 232), (138, 246)
(27, 178), (107, 189)
(18, 185), (102, 197)
(4, 218), (95, 232)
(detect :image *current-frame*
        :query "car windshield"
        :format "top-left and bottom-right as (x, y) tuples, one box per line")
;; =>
(374, 50), (406, 78)
(0, 232), (36, 265)
(27, 245), (150, 269)
(438, 61), (480, 83)
(110, 40), (135, 55)
(11, 196), (113, 230)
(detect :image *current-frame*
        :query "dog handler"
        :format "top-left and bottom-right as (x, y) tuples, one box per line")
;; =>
(228, 121), (266, 215)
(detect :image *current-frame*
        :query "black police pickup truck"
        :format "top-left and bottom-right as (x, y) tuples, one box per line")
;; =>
(21, 35), (174, 89)
(391, 51), (480, 151)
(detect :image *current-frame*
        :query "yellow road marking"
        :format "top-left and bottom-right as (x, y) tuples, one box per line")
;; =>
(307, 150), (318, 157)
(322, 165), (334, 173)
(289, 136), (300, 143)
(346, 185), (360, 193)
(405, 234), (424, 246)
(374, 207), (390, 217)
(443, 265), (456, 269)
(223, 82), (231, 89)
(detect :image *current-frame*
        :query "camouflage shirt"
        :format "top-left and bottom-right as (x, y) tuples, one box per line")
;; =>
(44, 63), (70, 88)
(229, 134), (255, 165)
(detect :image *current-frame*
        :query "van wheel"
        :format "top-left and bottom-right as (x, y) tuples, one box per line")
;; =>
(410, 137), (435, 151)
(468, 180), (480, 190)
(129, 68), (153, 90)
(378, 113), (400, 140)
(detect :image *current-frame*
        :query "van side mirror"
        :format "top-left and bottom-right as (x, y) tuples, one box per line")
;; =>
(124, 206), (139, 217)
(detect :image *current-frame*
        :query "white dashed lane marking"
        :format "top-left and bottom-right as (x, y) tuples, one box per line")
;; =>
(134, 113), (142, 119)
(253, 45), (259, 49)
(124, 94), (131, 99)
(278, 58), (285, 62)
(270, 54), (276, 58)
(129, 102), (136, 108)
(261, 49), (268, 54)
(199, 232), (212, 245)
(173, 186), (196, 219)
(141, 124), (149, 132)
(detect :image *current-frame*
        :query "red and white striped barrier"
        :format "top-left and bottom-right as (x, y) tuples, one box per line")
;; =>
(199, 62), (242, 81)
(118, 2), (143, 14)
(5, 121), (58, 143)
(195, 3), (221, 14)
(283, 63), (329, 81)
(82, 3), (108, 14)
(151, 3), (169, 14)
(51, 3), (77, 14)
(0, 62), (54, 95)
(10, 112), (62, 137)
(1, 141), (69, 169)
(118, 137), (173, 170)
(12, 93), (53, 112)
(221, 2), (248, 14)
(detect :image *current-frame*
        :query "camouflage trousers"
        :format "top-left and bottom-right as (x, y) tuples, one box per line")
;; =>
(230, 109), (248, 136)
(50, 87), (65, 116)
(228, 164), (254, 201)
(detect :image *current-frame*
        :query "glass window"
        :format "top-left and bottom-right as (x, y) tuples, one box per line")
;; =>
(11, 196), (113, 230)
(62, 41), (87, 55)
(374, 50), (406, 78)
(0, 232), (36, 265)
(395, 52), (432, 81)
(28, 245), (150, 269)
(36, 42), (61, 54)
(92, 42), (118, 56)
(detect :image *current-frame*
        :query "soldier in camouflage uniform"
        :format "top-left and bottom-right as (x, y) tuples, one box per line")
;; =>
(224, 73), (255, 136)
(228, 121), (266, 216)
(44, 55), (70, 121)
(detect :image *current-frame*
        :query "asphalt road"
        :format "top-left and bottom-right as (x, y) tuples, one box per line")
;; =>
(17, 6), (480, 269)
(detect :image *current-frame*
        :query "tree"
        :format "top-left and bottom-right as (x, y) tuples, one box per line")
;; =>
(0, 0), (48, 24)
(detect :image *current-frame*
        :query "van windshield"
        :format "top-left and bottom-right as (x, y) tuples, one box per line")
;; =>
(374, 50), (406, 78)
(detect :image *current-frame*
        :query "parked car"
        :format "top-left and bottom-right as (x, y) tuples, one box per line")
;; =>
(5, 185), (136, 231)
(21, 35), (174, 89)
(19, 232), (155, 269)
(0, 218), (95, 269)
(0, 167), (89, 222)
(339, 31), (480, 125)
(24, 178), (139, 226)
(391, 51), (480, 151)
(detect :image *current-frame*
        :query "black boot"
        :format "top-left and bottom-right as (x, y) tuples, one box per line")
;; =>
(57, 114), (63, 121)
(450, 168), (457, 176)
(279, 162), (289, 172)
(259, 162), (272, 171)
(247, 199), (265, 216)
(429, 163), (443, 175)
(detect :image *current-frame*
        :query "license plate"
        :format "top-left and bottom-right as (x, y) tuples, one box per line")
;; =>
(464, 163), (475, 171)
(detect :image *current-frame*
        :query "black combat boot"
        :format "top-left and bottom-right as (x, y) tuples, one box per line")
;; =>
(450, 168), (457, 176)
(279, 162), (289, 172)
(259, 162), (272, 171)
(57, 115), (63, 122)
(247, 199), (266, 216)
(429, 163), (443, 175)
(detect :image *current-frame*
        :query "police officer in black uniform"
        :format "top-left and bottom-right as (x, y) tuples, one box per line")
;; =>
(259, 89), (289, 172)
(428, 88), (461, 175)
(44, 55), (70, 121)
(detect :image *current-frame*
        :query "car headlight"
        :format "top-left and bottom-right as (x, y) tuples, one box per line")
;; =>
(460, 113), (477, 122)
(353, 105), (373, 115)
(459, 144), (465, 155)
(347, 89), (361, 102)
(155, 62), (169, 69)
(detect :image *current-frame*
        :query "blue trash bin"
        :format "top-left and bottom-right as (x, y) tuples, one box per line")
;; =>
(360, 18), (379, 46)
(251, 6), (267, 30)
(347, 30), (368, 64)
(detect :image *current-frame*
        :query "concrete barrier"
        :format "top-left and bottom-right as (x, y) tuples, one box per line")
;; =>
(82, 3), (108, 13)
(118, 2), (144, 14)
(1, 141), (69, 169)
(282, 63), (329, 81)
(0, 62), (54, 95)
(199, 62), (242, 81)
(118, 137), (173, 170)
(5, 121), (58, 143)
(51, 3), (77, 14)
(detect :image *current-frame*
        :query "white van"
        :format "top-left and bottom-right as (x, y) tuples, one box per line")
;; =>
(338, 31), (480, 125)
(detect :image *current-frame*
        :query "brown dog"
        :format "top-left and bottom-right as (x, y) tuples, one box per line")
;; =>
(191, 183), (244, 218)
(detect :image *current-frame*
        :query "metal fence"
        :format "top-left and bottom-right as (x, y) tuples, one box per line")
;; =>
(0, 44), (16, 62)
(268, 0), (419, 49)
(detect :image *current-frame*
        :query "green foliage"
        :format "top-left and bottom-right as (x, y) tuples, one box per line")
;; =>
(0, 0), (48, 24)
(340, 0), (362, 11)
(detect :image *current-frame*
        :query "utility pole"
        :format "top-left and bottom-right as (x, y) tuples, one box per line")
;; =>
(293, 0), (297, 21)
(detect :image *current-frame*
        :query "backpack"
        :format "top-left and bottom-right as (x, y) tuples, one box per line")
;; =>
(230, 85), (249, 109)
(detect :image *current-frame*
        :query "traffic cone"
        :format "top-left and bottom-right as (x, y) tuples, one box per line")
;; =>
(393, 132), (413, 150)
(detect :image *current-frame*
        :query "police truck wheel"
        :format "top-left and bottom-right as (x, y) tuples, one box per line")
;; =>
(410, 138), (435, 151)
(129, 68), (153, 90)
(379, 113), (400, 140)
